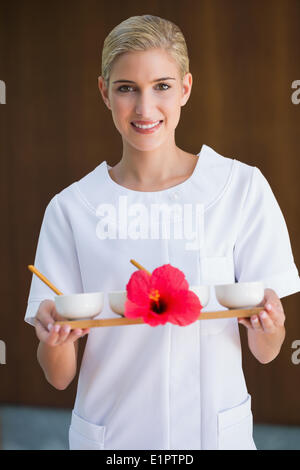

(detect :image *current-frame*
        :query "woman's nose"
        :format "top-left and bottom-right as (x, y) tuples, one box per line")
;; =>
(134, 92), (157, 116)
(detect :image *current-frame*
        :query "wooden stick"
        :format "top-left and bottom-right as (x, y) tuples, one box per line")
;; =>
(27, 265), (63, 296)
(54, 306), (263, 329)
(130, 259), (152, 276)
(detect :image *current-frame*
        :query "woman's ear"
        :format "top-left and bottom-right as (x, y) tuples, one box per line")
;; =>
(181, 72), (192, 107)
(98, 76), (111, 110)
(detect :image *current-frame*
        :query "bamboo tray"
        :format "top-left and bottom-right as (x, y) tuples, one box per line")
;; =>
(54, 306), (263, 329)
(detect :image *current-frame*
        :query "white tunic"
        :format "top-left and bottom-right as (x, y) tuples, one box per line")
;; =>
(24, 144), (300, 450)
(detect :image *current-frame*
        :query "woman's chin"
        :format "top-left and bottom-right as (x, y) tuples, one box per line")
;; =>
(123, 138), (165, 152)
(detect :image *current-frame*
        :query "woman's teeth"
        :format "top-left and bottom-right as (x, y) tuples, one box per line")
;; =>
(132, 121), (161, 129)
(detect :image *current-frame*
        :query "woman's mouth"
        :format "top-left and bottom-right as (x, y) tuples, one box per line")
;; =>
(131, 120), (163, 134)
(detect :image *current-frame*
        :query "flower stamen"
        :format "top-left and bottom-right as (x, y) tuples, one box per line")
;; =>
(149, 288), (160, 305)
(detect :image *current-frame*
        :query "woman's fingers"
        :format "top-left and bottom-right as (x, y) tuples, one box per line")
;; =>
(52, 326), (90, 346)
(55, 324), (72, 344)
(34, 301), (59, 338)
(238, 315), (263, 330)
(45, 324), (63, 346)
(34, 318), (51, 342)
(258, 311), (276, 334)
(36, 310), (91, 346)
(250, 315), (263, 330)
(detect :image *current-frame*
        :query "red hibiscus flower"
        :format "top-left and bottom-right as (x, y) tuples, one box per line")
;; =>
(124, 264), (202, 327)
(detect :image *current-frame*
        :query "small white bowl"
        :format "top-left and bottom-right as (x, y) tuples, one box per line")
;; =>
(189, 285), (210, 307)
(108, 291), (128, 317)
(108, 286), (210, 317)
(215, 281), (264, 309)
(55, 292), (104, 319)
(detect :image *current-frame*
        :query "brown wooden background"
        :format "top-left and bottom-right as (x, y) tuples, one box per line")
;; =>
(0, 0), (299, 424)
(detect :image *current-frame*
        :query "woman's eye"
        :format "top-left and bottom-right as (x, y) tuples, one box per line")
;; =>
(117, 85), (133, 92)
(158, 83), (170, 91)
(117, 83), (171, 92)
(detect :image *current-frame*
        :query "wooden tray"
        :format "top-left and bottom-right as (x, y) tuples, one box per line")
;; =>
(54, 307), (262, 329)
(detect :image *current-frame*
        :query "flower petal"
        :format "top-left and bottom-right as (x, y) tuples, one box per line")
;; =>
(126, 269), (151, 305)
(124, 298), (149, 319)
(151, 264), (189, 295)
(168, 290), (202, 326)
(143, 312), (169, 327)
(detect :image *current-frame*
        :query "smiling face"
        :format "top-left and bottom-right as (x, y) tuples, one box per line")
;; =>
(98, 48), (192, 152)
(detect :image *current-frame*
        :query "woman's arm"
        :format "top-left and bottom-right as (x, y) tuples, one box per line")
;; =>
(37, 338), (78, 390)
(35, 300), (89, 390)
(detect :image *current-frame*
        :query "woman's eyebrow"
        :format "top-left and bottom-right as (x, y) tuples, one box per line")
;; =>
(112, 77), (176, 84)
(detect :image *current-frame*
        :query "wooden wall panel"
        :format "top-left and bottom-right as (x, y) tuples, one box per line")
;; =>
(0, 0), (299, 423)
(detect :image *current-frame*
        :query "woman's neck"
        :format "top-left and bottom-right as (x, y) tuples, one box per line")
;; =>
(108, 150), (199, 192)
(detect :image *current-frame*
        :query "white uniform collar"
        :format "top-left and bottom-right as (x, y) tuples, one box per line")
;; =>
(75, 144), (236, 210)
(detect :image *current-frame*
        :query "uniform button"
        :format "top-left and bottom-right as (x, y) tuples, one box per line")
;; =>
(173, 192), (180, 200)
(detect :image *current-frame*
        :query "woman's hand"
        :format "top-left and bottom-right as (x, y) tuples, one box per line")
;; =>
(238, 288), (286, 363)
(238, 288), (285, 332)
(34, 299), (90, 347)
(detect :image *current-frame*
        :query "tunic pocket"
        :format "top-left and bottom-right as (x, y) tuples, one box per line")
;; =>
(69, 410), (106, 450)
(199, 255), (235, 335)
(217, 394), (256, 450)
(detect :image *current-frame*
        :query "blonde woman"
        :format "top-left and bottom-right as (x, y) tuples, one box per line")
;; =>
(25, 15), (300, 450)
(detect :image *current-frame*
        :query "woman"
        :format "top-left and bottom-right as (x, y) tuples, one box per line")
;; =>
(25, 14), (300, 450)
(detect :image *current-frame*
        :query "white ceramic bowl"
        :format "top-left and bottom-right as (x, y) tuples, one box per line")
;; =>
(108, 286), (210, 316)
(189, 285), (210, 307)
(108, 291), (128, 317)
(54, 292), (104, 319)
(215, 281), (264, 309)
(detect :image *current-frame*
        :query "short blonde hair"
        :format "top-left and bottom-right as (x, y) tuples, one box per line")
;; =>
(101, 15), (190, 88)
